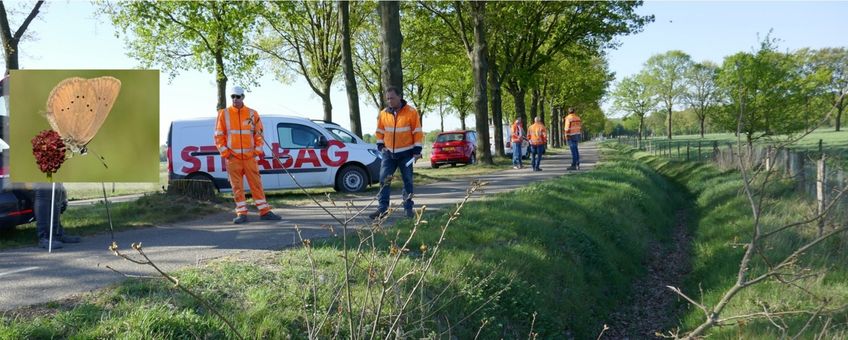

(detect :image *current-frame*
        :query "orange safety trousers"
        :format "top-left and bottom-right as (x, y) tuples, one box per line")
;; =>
(226, 157), (272, 216)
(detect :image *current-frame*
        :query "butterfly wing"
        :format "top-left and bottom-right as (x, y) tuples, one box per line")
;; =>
(46, 77), (95, 149)
(45, 76), (121, 150)
(84, 76), (121, 145)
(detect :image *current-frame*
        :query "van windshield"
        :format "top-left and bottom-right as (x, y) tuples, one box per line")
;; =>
(436, 133), (464, 143)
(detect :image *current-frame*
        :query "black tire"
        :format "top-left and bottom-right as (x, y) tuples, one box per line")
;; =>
(336, 165), (368, 192)
(431, 163), (440, 169)
(450, 163), (457, 167)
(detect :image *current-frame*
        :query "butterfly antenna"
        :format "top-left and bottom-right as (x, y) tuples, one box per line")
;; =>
(89, 148), (109, 169)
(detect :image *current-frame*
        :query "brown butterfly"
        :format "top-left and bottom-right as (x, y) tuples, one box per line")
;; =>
(44, 76), (121, 168)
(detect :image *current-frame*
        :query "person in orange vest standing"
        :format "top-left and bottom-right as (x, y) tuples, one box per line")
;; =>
(214, 86), (282, 224)
(527, 116), (548, 171)
(510, 117), (525, 169)
(563, 107), (582, 170)
(369, 86), (424, 220)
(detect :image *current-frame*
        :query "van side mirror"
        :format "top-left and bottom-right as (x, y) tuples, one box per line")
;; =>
(317, 135), (329, 148)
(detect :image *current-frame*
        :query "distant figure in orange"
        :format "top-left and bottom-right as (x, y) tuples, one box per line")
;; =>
(527, 116), (548, 171)
(563, 107), (582, 170)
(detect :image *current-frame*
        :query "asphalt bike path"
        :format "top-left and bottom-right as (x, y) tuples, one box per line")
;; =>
(0, 142), (599, 311)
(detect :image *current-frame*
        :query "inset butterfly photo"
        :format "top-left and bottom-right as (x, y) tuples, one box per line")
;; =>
(9, 70), (159, 183)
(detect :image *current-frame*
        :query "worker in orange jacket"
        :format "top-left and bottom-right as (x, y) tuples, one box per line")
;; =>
(510, 117), (525, 169)
(563, 107), (582, 170)
(527, 116), (548, 171)
(214, 86), (281, 224)
(369, 86), (424, 220)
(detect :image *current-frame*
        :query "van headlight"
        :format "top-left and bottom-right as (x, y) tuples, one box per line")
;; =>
(368, 149), (382, 159)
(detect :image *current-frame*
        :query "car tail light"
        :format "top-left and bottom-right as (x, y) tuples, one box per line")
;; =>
(0, 166), (7, 176)
(7, 208), (32, 217)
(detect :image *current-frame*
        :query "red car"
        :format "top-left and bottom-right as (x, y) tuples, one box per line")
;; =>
(430, 130), (477, 168)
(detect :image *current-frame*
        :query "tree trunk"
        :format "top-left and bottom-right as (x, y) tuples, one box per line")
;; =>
(379, 1), (403, 93)
(551, 105), (560, 148)
(700, 116), (706, 138)
(339, 0), (362, 137)
(321, 85), (333, 122)
(507, 83), (527, 131)
(529, 87), (539, 123)
(215, 53), (228, 110)
(0, 1), (44, 74)
(539, 80), (547, 125)
(488, 59), (505, 157)
(460, 112), (467, 130)
(639, 115), (645, 143)
(470, 1), (492, 164)
(666, 106), (673, 139)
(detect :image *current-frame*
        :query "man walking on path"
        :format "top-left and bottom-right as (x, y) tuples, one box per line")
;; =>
(510, 117), (525, 169)
(214, 86), (281, 224)
(563, 107), (582, 170)
(528, 116), (547, 171)
(370, 87), (424, 219)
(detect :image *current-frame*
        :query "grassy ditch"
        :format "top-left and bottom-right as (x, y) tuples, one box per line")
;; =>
(0, 193), (225, 250)
(632, 145), (848, 338)
(0, 146), (683, 339)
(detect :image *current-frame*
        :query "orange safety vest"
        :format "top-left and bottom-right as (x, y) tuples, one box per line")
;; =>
(376, 102), (424, 153)
(563, 113), (582, 137)
(214, 105), (265, 160)
(528, 122), (547, 146)
(510, 122), (524, 143)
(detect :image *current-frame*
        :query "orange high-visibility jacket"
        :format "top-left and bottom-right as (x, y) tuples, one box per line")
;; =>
(564, 113), (582, 137)
(511, 122), (524, 143)
(376, 103), (423, 153)
(214, 105), (265, 160)
(528, 122), (547, 145)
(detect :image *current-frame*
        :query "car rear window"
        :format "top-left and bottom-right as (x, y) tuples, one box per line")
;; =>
(436, 133), (464, 143)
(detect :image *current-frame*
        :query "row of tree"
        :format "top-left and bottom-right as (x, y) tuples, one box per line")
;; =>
(95, 1), (652, 164)
(610, 38), (847, 143)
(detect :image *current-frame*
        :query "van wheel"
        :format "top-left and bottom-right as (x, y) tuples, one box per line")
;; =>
(337, 165), (367, 192)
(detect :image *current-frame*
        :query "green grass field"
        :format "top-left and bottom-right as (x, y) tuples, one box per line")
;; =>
(630, 129), (848, 167)
(0, 146), (684, 339)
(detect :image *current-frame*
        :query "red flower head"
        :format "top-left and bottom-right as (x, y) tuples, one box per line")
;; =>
(31, 129), (67, 177)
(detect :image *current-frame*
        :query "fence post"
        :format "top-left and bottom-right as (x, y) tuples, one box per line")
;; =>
(677, 142), (680, 159)
(698, 141), (702, 160)
(765, 145), (772, 172)
(817, 139), (826, 236)
(686, 142), (690, 161)
(712, 140), (719, 162)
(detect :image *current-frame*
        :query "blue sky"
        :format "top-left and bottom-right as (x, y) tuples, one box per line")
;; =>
(2, 1), (846, 143)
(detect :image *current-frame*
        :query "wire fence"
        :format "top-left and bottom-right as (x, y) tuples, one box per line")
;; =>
(616, 135), (848, 232)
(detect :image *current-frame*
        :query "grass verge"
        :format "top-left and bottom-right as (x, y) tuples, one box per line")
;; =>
(2, 146), (684, 339)
(629, 144), (848, 338)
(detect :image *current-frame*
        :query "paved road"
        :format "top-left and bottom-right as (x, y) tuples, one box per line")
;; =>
(0, 143), (599, 311)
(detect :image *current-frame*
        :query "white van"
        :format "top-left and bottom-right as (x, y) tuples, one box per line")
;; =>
(167, 115), (381, 193)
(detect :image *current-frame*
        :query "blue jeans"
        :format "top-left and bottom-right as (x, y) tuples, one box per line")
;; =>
(377, 150), (415, 212)
(530, 145), (545, 169)
(568, 135), (580, 166)
(512, 142), (523, 167)
(34, 185), (67, 241)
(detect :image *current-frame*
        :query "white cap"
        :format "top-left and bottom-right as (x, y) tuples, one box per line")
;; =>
(230, 86), (245, 96)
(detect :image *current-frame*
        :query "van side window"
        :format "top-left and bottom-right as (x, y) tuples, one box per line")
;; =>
(277, 123), (323, 149)
(328, 128), (356, 144)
